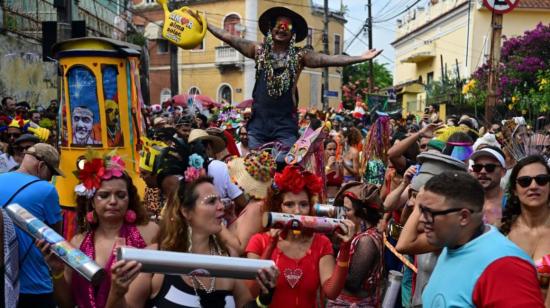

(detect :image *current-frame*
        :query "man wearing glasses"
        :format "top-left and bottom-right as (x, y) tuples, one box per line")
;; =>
(420, 171), (543, 307)
(469, 146), (506, 226)
(0, 143), (64, 307)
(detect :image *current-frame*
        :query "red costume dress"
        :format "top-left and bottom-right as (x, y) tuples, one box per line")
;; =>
(246, 233), (333, 308)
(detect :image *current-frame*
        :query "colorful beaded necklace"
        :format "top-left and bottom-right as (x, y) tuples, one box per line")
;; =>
(256, 31), (299, 97)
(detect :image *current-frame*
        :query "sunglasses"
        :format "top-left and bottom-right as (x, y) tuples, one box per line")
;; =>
(274, 20), (293, 32)
(516, 174), (550, 188)
(7, 133), (21, 138)
(420, 205), (474, 224)
(472, 163), (499, 173)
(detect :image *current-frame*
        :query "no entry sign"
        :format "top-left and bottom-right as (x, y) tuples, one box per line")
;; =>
(483, 0), (520, 14)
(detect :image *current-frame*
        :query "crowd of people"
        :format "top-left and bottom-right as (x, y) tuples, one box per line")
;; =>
(0, 5), (549, 308)
(1, 86), (550, 308)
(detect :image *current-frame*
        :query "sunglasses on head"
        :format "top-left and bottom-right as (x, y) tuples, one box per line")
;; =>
(472, 163), (498, 173)
(516, 174), (550, 188)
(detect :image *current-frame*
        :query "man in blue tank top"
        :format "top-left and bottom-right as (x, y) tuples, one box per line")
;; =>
(419, 171), (543, 307)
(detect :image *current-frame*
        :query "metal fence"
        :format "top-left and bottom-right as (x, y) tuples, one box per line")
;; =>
(1, 0), (124, 41)
(1, 0), (57, 41)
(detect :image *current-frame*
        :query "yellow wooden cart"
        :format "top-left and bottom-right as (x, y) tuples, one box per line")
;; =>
(51, 37), (147, 238)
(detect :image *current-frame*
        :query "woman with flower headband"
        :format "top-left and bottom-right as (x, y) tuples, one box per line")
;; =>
(245, 165), (356, 308)
(106, 174), (279, 307)
(36, 151), (158, 308)
(327, 182), (384, 307)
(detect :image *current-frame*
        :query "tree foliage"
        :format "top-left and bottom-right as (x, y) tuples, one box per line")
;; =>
(341, 61), (393, 109)
(466, 23), (550, 116)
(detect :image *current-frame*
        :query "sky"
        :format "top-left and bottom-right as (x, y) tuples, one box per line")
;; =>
(312, 0), (423, 74)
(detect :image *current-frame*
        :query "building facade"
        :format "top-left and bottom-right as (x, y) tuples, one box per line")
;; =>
(132, 0), (346, 108)
(0, 0), (128, 105)
(391, 0), (550, 116)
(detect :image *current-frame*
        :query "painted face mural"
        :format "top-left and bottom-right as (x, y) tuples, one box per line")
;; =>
(72, 106), (96, 145)
(68, 66), (102, 146)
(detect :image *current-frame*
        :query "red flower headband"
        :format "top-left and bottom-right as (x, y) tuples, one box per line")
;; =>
(273, 165), (322, 195)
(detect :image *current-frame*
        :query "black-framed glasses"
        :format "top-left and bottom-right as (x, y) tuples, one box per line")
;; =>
(516, 174), (550, 188)
(419, 205), (474, 224)
(472, 163), (498, 173)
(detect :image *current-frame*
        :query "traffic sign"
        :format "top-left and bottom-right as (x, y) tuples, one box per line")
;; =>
(324, 90), (339, 97)
(482, 0), (520, 14)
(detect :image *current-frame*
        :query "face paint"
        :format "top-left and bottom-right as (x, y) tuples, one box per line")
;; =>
(275, 20), (292, 32)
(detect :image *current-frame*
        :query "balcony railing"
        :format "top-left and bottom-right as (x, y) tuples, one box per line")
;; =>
(215, 45), (243, 70)
(400, 40), (436, 63)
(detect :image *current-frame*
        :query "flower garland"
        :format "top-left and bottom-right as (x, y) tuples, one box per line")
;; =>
(255, 32), (299, 97)
(73, 150), (126, 198)
(273, 165), (322, 195)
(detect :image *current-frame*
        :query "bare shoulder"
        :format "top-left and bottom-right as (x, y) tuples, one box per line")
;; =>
(137, 221), (160, 245)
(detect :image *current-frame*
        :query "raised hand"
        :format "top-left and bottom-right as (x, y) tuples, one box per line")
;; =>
(361, 49), (383, 61)
(403, 165), (418, 185)
(419, 122), (445, 139)
(187, 9), (204, 27)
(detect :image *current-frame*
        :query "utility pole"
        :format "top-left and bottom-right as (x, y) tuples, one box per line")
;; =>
(169, 0), (179, 97)
(367, 0), (373, 93)
(322, 0), (329, 111)
(485, 13), (502, 124)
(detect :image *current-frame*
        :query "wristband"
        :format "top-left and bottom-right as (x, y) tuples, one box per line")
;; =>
(51, 270), (64, 280)
(337, 261), (349, 268)
(256, 296), (269, 308)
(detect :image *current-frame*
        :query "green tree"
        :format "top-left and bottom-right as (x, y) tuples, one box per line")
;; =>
(343, 60), (393, 89)
(341, 61), (393, 109)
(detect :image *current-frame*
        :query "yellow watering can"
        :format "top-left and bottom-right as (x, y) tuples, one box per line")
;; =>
(157, 0), (207, 49)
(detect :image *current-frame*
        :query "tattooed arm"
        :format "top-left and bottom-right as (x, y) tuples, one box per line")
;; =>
(302, 48), (382, 68)
(207, 24), (258, 59)
(188, 10), (259, 59)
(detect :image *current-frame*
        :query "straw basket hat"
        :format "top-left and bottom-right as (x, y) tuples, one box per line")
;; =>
(228, 151), (276, 199)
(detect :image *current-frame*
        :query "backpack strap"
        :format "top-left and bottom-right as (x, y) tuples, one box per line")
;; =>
(1, 179), (42, 208)
(0, 209), (5, 308)
(0, 179), (42, 269)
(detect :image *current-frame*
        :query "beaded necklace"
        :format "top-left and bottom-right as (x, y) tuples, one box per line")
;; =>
(256, 31), (299, 97)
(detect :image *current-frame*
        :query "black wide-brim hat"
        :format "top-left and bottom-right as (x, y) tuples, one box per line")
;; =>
(259, 7), (308, 42)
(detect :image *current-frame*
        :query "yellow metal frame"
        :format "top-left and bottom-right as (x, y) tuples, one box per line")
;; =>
(54, 38), (146, 208)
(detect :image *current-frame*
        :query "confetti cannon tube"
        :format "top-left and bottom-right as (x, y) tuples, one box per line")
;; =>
(313, 203), (337, 218)
(5, 203), (105, 285)
(262, 212), (346, 234)
(117, 247), (276, 279)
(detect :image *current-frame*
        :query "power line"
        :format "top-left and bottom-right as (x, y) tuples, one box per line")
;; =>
(373, 0), (422, 23)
